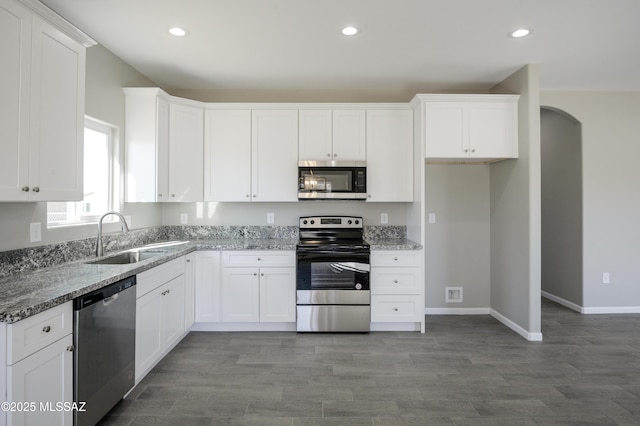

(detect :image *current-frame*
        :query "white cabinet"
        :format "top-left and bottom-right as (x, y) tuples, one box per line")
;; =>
(204, 109), (298, 202)
(2, 301), (73, 426)
(371, 251), (423, 326)
(125, 88), (204, 202)
(366, 109), (414, 202)
(184, 253), (196, 330)
(135, 257), (186, 383)
(194, 251), (222, 322)
(416, 94), (519, 162)
(204, 110), (252, 201)
(221, 251), (296, 323)
(251, 110), (299, 202)
(298, 109), (366, 161)
(0, 0), (87, 201)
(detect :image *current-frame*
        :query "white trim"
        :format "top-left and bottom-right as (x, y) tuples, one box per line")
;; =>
(18, 0), (97, 47)
(425, 308), (490, 315)
(370, 322), (421, 332)
(541, 291), (582, 313)
(490, 309), (543, 342)
(581, 306), (640, 314)
(541, 291), (640, 314)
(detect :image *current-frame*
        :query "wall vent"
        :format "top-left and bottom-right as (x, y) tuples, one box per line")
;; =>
(445, 287), (463, 303)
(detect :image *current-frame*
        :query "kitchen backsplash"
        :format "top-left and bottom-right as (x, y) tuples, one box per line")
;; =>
(0, 225), (405, 278)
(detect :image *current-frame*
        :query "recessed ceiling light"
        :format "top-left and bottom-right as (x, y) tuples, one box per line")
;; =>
(342, 26), (358, 36)
(169, 27), (189, 37)
(510, 28), (532, 38)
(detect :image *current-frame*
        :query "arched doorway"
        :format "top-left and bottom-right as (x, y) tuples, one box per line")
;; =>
(540, 107), (583, 310)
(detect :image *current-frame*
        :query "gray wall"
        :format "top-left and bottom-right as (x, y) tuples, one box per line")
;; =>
(424, 165), (490, 310)
(0, 44), (160, 252)
(489, 65), (542, 338)
(541, 92), (640, 310)
(540, 108), (583, 306)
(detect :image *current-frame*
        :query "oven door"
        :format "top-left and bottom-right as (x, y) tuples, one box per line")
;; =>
(296, 251), (370, 291)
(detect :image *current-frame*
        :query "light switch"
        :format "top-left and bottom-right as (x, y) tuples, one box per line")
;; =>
(380, 213), (388, 224)
(428, 213), (436, 224)
(267, 213), (275, 224)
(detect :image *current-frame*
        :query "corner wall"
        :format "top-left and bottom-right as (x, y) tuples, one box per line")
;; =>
(489, 65), (542, 340)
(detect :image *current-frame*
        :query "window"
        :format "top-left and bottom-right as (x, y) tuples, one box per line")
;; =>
(47, 118), (117, 227)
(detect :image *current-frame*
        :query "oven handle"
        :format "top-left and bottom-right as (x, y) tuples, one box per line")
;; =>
(297, 251), (370, 261)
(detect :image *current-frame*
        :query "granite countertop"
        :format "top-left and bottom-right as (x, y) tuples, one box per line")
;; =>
(0, 236), (420, 324)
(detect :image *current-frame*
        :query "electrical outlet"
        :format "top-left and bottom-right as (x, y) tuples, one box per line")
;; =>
(30, 222), (42, 243)
(267, 212), (275, 224)
(603, 272), (610, 284)
(428, 213), (436, 224)
(380, 213), (388, 224)
(180, 213), (188, 224)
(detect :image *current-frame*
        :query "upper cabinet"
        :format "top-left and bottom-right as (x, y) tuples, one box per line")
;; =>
(204, 109), (298, 202)
(298, 109), (366, 161)
(0, 0), (92, 201)
(413, 94), (519, 163)
(366, 109), (414, 202)
(124, 88), (204, 202)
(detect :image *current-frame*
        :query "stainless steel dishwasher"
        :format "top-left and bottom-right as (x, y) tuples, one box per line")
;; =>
(73, 275), (136, 426)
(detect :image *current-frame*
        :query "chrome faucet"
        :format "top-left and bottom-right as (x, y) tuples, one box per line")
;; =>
(96, 211), (130, 257)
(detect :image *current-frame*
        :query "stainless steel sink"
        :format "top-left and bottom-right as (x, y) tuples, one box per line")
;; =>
(86, 250), (165, 265)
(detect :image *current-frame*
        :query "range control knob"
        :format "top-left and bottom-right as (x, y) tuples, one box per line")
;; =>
(303, 220), (308, 225)
(348, 220), (353, 225)
(310, 220), (315, 225)
(354, 220), (360, 225)
(355, 283), (363, 290)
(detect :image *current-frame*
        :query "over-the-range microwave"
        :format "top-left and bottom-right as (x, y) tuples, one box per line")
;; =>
(298, 161), (367, 200)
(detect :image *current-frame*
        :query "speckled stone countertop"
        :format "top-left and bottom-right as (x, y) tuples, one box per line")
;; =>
(0, 232), (421, 324)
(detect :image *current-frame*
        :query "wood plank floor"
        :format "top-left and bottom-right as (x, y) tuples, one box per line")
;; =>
(99, 299), (640, 425)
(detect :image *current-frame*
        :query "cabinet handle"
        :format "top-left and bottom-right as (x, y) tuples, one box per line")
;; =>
(171, 194), (176, 197)
(42, 325), (51, 333)
(464, 149), (469, 153)
(246, 194), (250, 198)
(186, 259), (191, 263)
(21, 186), (29, 192)
(393, 308), (399, 312)
(333, 153), (337, 157)
(257, 257), (261, 261)
(253, 273), (257, 276)
(327, 153), (331, 157)
(261, 273), (264, 276)
(252, 194), (257, 198)
(66, 345), (75, 352)
(393, 257), (398, 261)
(393, 280), (399, 283)
(471, 149), (476, 153)
(158, 193), (163, 197)
(32, 187), (40, 192)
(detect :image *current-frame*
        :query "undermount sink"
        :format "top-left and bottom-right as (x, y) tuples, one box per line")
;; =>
(86, 250), (165, 265)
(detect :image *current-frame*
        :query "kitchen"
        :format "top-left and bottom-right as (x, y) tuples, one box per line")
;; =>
(2, 0), (640, 425)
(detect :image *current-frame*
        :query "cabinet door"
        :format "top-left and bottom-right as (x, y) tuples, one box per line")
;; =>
(0, 0), (31, 201)
(135, 286), (163, 382)
(424, 102), (467, 158)
(7, 334), (73, 426)
(204, 110), (252, 201)
(184, 253), (196, 330)
(469, 101), (516, 158)
(366, 110), (413, 202)
(168, 103), (204, 201)
(298, 110), (332, 160)
(195, 251), (221, 322)
(222, 268), (260, 322)
(28, 15), (85, 201)
(259, 267), (296, 322)
(251, 110), (298, 202)
(161, 275), (185, 349)
(332, 110), (366, 161)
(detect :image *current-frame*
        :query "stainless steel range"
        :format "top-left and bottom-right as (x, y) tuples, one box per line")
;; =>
(296, 216), (371, 332)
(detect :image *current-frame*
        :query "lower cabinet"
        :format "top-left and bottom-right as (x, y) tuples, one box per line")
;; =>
(221, 251), (296, 324)
(371, 251), (424, 330)
(135, 257), (186, 383)
(2, 301), (73, 426)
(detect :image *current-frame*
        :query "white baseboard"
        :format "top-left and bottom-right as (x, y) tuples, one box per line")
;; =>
(424, 307), (490, 315)
(370, 322), (421, 332)
(490, 309), (543, 342)
(542, 291), (640, 314)
(191, 322), (297, 332)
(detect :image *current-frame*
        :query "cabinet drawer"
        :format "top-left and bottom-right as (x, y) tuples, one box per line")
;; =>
(137, 256), (185, 298)
(371, 267), (421, 295)
(6, 302), (73, 365)
(371, 295), (422, 323)
(222, 250), (295, 267)
(371, 251), (421, 267)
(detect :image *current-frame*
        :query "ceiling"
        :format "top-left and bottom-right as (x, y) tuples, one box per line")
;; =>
(41, 0), (640, 97)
